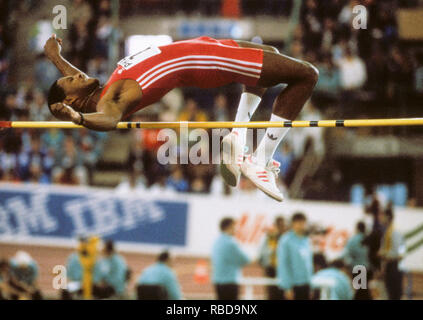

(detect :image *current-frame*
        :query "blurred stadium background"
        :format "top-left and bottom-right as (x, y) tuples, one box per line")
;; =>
(1, 0), (423, 300)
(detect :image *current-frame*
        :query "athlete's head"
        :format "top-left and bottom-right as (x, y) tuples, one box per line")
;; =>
(47, 72), (99, 112)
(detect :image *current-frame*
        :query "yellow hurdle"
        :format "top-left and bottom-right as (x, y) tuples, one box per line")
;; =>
(1, 118), (423, 129)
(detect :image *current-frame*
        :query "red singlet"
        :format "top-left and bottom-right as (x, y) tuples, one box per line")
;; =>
(100, 36), (263, 118)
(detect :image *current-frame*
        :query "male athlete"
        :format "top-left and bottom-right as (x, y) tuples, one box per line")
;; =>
(43, 34), (318, 202)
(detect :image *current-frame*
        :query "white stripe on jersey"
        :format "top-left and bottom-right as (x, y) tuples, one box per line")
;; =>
(141, 65), (260, 90)
(139, 59), (262, 87)
(136, 54), (262, 83)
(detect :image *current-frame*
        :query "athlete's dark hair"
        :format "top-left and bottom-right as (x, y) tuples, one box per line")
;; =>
(47, 80), (66, 113)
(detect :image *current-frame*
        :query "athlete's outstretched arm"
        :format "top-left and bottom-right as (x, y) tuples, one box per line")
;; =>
(50, 81), (141, 132)
(50, 101), (122, 131)
(44, 34), (87, 77)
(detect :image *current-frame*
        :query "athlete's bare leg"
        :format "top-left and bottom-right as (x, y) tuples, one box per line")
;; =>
(234, 41), (319, 202)
(235, 40), (280, 98)
(237, 41), (318, 119)
(257, 51), (318, 119)
(220, 41), (280, 187)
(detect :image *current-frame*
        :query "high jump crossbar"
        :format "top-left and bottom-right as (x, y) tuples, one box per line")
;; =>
(1, 118), (423, 129)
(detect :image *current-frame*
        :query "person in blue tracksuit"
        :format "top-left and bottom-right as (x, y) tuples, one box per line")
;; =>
(343, 221), (372, 300)
(93, 240), (129, 299)
(313, 259), (353, 300)
(277, 212), (313, 300)
(212, 217), (250, 300)
(344, 221), (370, 270)
(137, 251), (182, 300)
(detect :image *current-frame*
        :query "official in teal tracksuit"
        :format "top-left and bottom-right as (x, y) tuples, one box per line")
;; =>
(93, 240), (128, 299)
(137, 251), (182, 300)
(212, 217), (250, 300)
(344, 222), (370, 270)
(277, 213), (313, 300)
(313, 260), (353, 300)
(343, 221), (372, 300)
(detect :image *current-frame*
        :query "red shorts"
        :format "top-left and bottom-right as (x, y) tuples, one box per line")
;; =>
(150, 36), (264, 89)
(102, 36), (264, 118)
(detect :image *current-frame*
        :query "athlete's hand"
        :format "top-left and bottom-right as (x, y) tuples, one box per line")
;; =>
(50, 102), (81, 124)
(44, 34), (63, 60)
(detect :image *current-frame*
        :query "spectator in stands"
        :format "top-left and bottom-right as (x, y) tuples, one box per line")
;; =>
(211, 217), (250, 300)
(87, 56), (109, 85)
(338, 47), (367, 91)
(366, 45), (389, 102)
(150, 175), (177, 196)
(167, 166), (189, 192)
(277, 212), (313, 300)
(178, 98), (208, 122)
(28, 90), (51, 121)
(34, 54), (61, 94)
(416, 52), (423, 94)
(115, 170), (147, 195)
(343, 221), (372, 300)
(388, 46), (414, 118)
(18, 134), (55, 183)
(379, 208), (406, 300)
(69, 0), (93, 27)
(258, 216), (286, 300)
(313, 259), (353, 300)
(212, 93), (229, 121)
(94, 15), (115, 58)
(315, 53), (341, 100)
(9, 251), (42, 299)
(0, 24), (11, 87)
(137, 251), (182, 300)
(93, 240), (129, 299)
(274, 142), (295, 181)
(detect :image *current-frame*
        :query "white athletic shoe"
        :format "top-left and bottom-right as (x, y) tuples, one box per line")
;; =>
(220, 131), (244, 187)
(241, 156), (284, 202)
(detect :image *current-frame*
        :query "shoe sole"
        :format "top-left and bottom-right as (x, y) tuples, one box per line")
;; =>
(220, 138), (240, 187)
(241, 167), (284, 202)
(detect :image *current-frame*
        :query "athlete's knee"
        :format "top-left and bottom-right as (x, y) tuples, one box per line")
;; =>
(301, 61), (319, 86)
(264, 45), (279, 54)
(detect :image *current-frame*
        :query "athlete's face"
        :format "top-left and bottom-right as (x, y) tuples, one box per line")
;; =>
(57, 72), (99, 109)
